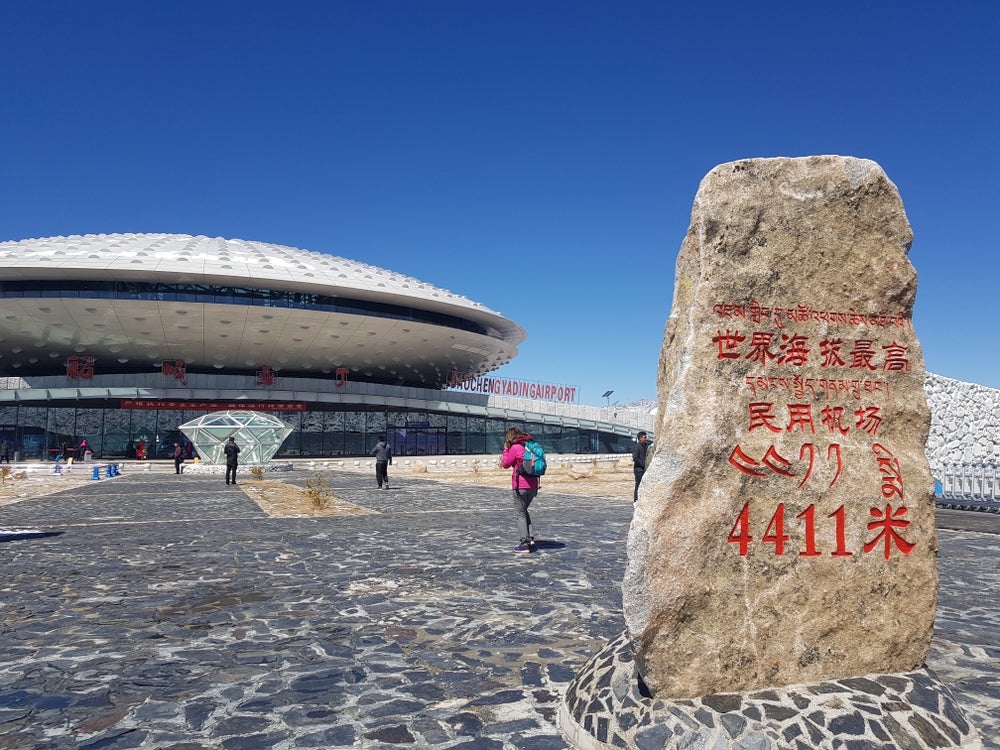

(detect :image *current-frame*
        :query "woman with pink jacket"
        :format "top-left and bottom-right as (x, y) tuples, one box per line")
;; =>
(501, 427), (540, 554)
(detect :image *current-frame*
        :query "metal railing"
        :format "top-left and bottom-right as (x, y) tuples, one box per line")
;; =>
(936, 462), (1000, 502)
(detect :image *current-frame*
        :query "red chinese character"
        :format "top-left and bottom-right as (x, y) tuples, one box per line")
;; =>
(748, 402), (782, 433)
(821, 405), (851, 436)
(745, 332), (778, 365)
(712, 329), (746, 359)
(786, 404), (815, 434)
(66, 356), (95, 380)
(162, 360), (187, 385)
(335, 367), (350, 388)
(849, 340), (878, 370)
(778, 334), (809, 366)
(863, 504), (916, 559)
(882, 342), (910, 372)
(256, 364), (276, 386)
(819, 338), (846, 368)
(855, 406), (883, 437)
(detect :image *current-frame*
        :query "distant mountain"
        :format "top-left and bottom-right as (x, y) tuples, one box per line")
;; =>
(615, 399), (658, 415)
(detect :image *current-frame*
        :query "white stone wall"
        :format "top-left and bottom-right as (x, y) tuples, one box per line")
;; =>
(925, 372), (1000, 472)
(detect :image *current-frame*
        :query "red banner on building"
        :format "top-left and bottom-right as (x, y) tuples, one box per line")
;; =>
(120, 400), (307, 412)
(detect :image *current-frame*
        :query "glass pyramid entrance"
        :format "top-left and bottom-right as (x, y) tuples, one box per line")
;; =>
(179, 411), (292, 465)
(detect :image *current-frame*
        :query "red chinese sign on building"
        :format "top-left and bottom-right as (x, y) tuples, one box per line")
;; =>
(256, 365), (277, 386)
(120, 400), (307, 412)
(162, 360), (187, 385)
(66, 356), (96, 380)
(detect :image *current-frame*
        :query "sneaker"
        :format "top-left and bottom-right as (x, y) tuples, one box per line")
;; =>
(514, 543), (532, 554)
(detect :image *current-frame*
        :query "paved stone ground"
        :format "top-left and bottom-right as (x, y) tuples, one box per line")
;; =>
(0, 471), (996, 749)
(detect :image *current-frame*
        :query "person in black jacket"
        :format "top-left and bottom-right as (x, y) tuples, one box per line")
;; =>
(371, 435), (393, 489)
(632, 431), (650, 504)
(224, 437), (240, 485)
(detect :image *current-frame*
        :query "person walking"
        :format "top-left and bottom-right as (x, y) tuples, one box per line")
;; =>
(0, 439), (9, 463)
(632, 431), (650, 504)
(173, 442), (184, 474)
(501, 427), (540, 554)
(371, 435), (392, 489)
(136, 438), (146, 460)
(223, 436), (240, 485)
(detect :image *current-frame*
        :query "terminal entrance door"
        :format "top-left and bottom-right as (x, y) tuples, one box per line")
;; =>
(389, 427), (445, 456)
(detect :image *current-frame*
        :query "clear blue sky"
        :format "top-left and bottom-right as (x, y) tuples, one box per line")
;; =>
(2, 1), (997, 404)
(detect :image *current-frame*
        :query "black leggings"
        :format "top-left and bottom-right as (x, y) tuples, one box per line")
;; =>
(511, 487), (538, 542)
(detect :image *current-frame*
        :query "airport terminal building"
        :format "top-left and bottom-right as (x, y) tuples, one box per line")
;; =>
(0, 234), (652, 461)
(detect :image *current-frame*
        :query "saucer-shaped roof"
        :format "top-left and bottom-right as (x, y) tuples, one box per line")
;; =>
(0, 233), (525, 386)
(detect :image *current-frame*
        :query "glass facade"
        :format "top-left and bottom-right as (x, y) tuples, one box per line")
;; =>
(0, 404), (636, 461)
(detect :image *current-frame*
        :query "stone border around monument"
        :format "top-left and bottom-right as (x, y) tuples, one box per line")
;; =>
(558, 631), (982, 750)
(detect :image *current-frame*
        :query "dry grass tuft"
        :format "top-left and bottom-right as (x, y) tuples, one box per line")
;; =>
(241, 479), (378, 518)
(304, 474), (331, 509)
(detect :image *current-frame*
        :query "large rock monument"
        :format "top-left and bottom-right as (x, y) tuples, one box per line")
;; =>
(627, 155), (936, 695)
(560, 156), (981, 749)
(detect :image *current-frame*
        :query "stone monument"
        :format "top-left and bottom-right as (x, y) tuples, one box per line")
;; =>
(560, 156), (981, 749)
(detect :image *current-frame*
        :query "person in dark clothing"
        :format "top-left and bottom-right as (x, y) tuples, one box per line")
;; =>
(224, 437), (240, 485)
(0, 440), (9, 463)
(173, 443), (184, 474)
(371, 435), (392, 489)
(632, 431), (650, 504)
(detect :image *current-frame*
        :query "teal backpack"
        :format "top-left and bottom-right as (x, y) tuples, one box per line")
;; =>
(519, 440), (547, 477)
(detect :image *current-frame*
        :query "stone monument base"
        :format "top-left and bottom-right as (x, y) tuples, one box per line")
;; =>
(559, 631), (981, 750)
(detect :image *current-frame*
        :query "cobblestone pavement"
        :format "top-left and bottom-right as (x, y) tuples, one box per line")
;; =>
(0, 471), (996, 749)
